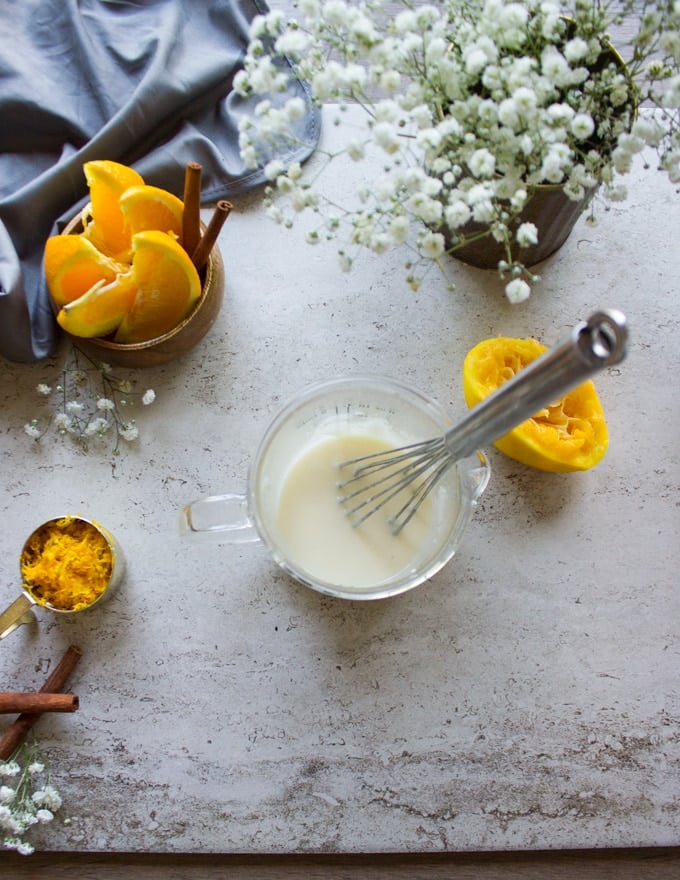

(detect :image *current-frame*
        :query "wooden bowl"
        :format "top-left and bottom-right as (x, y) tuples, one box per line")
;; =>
(53, 215), (225, 369)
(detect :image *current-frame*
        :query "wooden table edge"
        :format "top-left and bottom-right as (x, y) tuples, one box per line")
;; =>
(1, 845), (679, 878)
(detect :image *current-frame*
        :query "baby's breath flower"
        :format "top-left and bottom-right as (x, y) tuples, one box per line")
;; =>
(389, 215), (410, 244)
(266, 204), (285, 224)
(24, 422), (42, 440)
(406, 273), (422, 292)
(264, 159), (285, 180)
(84, 416), (110, 437)
(236, 0), (680, 301)
(380, 69), (401, 92)
(275, 29), (310, 56)
(1, 740), (63, 855)
(468, 148), (496, 178)
(0, 805), (16, 830)
(372, 121), (400, 154)
(605, 183), (628, 201)
(54, 412), (73, 432)
(5, 839), (35, 856)
(370, 232), (390, 253)
(287, 161), (303, 181)
(419, 229), (446, 259)
(505, 277), (531, 303)
(31, 785), (62, 812)
(445, 200), (472, 228)
(119, 423), (140, 442)
(516, 221), (539, 247)
(276, 175), (295, 195)
(0, 786), (16, 805)
(24, 345), (157, 455)
(407, 192), (443, 224)
(241, 145), (258, 169)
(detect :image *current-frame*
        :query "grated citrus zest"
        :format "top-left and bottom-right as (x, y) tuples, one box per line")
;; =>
(20, 517), (113, 611)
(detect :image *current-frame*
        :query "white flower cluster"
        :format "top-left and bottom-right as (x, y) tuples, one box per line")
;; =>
(24, 345), (155, 455)
(1, 743), (63, 856)
(235, 0), (680, 300)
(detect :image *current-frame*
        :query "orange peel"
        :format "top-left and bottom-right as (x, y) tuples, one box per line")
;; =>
(44, 234), (125, 307)
(463, 336), (609, 472)
(81, 159), (145, 259)
(114, 230), (201, 344)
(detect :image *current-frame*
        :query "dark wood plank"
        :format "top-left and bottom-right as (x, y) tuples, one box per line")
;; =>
(1, 848), (679, 879)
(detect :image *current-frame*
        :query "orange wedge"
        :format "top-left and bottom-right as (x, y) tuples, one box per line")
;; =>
(114, 230), (201, 344)
(81, 160), (145, 259)
(44, 234), (125, 307)
(119, 184), (184, 238)
(56, 275), (137, 338)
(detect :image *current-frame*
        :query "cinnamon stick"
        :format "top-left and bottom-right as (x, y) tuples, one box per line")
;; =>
(0, 692), (79, 714)
(191, 199), (232, 272)
(182, 161), (202, 259)
(0, 645), (82, 760)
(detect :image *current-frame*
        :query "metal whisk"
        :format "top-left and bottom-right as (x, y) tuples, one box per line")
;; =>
(337, 310), (628, 534)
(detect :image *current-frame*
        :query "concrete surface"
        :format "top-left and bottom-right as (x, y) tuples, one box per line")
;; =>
(0, 106), (678, 853)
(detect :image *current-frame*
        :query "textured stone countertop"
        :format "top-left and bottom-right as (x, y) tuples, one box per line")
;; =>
(0, 106), (678, 854)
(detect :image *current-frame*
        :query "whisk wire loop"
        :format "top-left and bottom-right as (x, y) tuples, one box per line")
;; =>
(337, 438), (449, 532)
(387, 455), (452, 534)
(338, 437), (444, 478)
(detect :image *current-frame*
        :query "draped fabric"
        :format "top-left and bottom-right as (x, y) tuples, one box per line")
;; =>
(0, 0), (320, 362)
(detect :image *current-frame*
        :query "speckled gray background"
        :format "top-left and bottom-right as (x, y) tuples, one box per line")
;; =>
(0, 107), (678, 853)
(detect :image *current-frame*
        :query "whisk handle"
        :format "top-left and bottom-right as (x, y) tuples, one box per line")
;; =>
(445, 309), (628, 460)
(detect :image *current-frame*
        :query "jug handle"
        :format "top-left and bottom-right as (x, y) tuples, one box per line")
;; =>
(466, 451), (491, 504)
(179, 494), (260, 544)
(0, 594), (37, 640)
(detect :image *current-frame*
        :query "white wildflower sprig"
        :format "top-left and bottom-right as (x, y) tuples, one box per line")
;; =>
(235, 0), (680, 301)
(24, 345), (156, 455)
(0, 739), (64, 856)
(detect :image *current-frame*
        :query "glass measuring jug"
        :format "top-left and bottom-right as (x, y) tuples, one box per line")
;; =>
(180, 376), (490, 601)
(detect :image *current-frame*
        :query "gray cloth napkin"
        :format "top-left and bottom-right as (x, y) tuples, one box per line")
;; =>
(0, 0), (320, 362)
